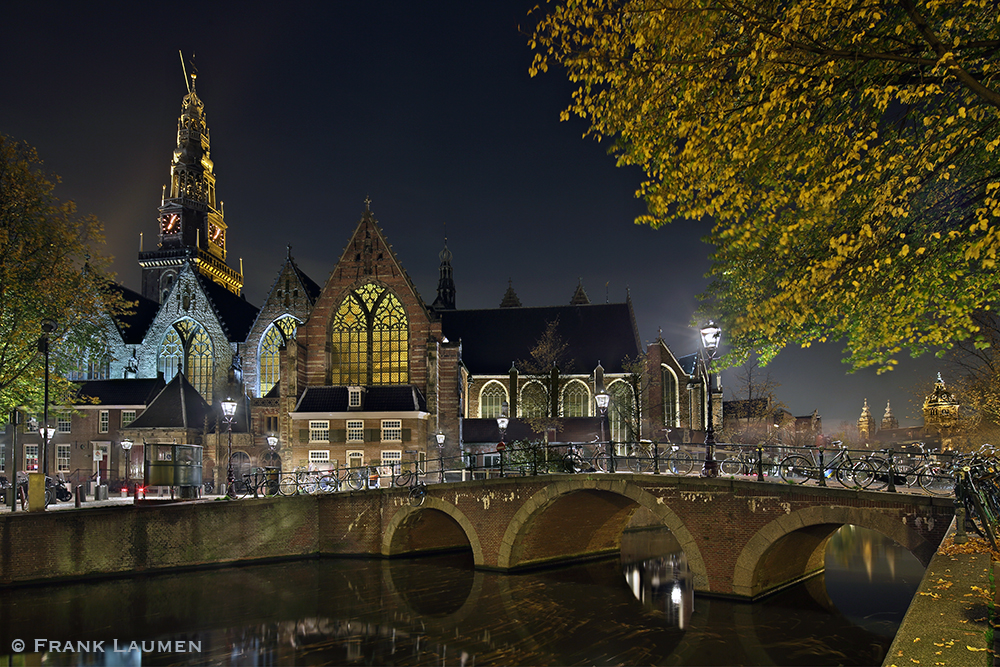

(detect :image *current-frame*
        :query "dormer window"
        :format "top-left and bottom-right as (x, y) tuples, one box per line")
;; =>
(348, 386), (363, 409)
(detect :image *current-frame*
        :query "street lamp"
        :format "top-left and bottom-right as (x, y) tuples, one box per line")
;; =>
(436, 431), (446, 483)
(595, 389), (612, 473)
(266, 435), (278, 450)
(698, 320), (722, 478)
(38, 319), (56, 476)
(496, 401), (509, 477)
(221, 397), (238, 498)
(121, 438), (134, 497)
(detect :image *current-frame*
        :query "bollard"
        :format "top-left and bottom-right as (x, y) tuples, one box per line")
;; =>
(886, 449), (897, 492)
(75, 485), (83, 507)
(818, 448), (827, 487)
(955, 506), (969, 544)
(133, 485), (139, 502)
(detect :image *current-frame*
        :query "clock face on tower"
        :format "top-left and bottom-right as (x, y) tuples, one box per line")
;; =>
(208, 222), (225, 250)
(160, 213), (180, 234)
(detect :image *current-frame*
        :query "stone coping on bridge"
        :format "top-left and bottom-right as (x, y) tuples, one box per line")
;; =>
(883, 519), (993, 667)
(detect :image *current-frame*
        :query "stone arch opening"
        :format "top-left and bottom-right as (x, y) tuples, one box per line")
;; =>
(383, 498), (482, 564)
(732, 506), (936, 600)
(497, 478), (708, 590)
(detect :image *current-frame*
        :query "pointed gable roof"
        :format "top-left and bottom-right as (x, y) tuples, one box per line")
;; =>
(126, 372), (213, 430)
(74, 377), (166, 406)
(191, 269), (260, 341)
(247, 248), (322, 335)
(570, 279), (590, 305)
(111, 284), (161, 345)
(499, 279), (522, 308)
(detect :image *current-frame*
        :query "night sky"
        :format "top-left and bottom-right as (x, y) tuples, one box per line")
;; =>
(2, 1), (941, 429)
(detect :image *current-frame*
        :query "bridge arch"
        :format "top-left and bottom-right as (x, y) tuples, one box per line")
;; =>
(732, 505), (937, 599)
(496, 477), (709, 589)
(382, 497), (484, 565)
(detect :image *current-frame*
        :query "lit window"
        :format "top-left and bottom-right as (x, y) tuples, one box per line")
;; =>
(347, 420), (364, 442)
(98, 410), (109, 434)
(562, 381), (590, 417)
(483, 453), (500, 468)
(309, 420), (330, 443)
(58, 414), (72, 433)
(258, 316), (299, 397)
(520, 382), (547, 419)
(121, 410), (137, 427)
(57, 444), (71, 473)
(330, 284), (409, 385)
(662, 365), (679, 427)
(381, 450), (402, 473)
(158, 318), (214, 402)
(381, 420), (402, 442)
(308, 450), (330, 463)
(609, 380), (635, 444)
(24, 445), (39, 472)
(348, 387), (362, 408)
(479, 382), (506, 418)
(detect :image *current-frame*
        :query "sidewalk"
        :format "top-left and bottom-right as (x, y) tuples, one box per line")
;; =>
(884, 521), (995, 666)
(0, 491), (227, 513)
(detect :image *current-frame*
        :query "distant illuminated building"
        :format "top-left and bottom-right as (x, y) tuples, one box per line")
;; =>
(858, 398), (877, 443)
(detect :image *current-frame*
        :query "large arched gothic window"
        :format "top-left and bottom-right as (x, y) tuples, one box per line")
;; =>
(479, 381), (507, 418)
(520, 382), (547, 419)
(65, 343), (110, 381)
(608, 380), (635, 444)
(561, 380), (590, 417)
(662, 365), (679, 428)
(158, 318), (214, 402)
(330, 284), (409, 385)
(258, 315), (299, 397)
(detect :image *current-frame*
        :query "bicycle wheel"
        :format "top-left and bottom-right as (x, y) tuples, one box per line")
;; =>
(919, 467), (955, 495)
(667, 451), (693, 476)
(278, 476), (299, 496)
(865, 457), (891, 490)
(591, 452), (611, 472)
(318, 475), (338, 493)
(347, 470), (366, 491)
(628, 453), (646, 473)
(393, 470), (412, 488)
(408, 483), (427, 507)
(850, 460), (877, 488)
(564, 454), (585, 473)
(779, 455), (813, 484)
(720, 456), (744, 476)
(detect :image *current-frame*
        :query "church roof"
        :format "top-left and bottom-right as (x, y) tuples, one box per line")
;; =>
(111, 284), (161, 344)
(194, 271), (260, 341)
(73, 377), (166, 406)
(441, 303), (641, 375)
(294, 385), (428, 412)
(463, 417), (604, 443)
(126, 372), (214, 430)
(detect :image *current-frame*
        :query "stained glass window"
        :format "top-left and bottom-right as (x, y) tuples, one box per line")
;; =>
(662, 366), (679, 428)
(520, 382), (547, 419)
(608, 380), (635, 444)
(157, 318), (215, 402)
(330, 284), (408, 385)
(259, 315), (300, 397)
(479, 382), (507, 418)
(562, 381), (590, 417)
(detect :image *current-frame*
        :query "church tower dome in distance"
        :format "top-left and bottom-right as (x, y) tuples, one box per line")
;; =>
(858, 398), (877, 443)
(923, 373), (960, 439)
(139, 65), (244, 303)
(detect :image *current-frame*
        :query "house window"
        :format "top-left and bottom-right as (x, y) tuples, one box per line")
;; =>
(24, 445), (39, 472)
(348, 387), (362, 408)
(58, 414), (72, 433)
(121, 410), (137, 427)
(308, 450), (330, 465)
(264, 415), (278, 432)
(520, 382), (547, 419)
(98, 410), (109, 434)
(381, 450), (402, 473)
(309, 420), (330, 443)
(381, 420), (402, 442)
(57, 444), (71, 473)
(347, 450), (364, 470)
(608, 380), (635, 444)
(347, 420), (364, 442)
(483, 453), (500, 468)
(479, 382), (507, 418)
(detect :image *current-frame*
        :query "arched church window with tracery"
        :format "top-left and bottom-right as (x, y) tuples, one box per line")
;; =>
(608, 380), (635, 445)
(520, 382), (547, 419)
(65, 343), (110, 381)
(330, 284), (409, 385)
(479, 381), (507, 419)
(158, 318), (214, 402)
(259, 315), (300, 397)
(562, 380), (591, 417)
(662, 365), (679, 428)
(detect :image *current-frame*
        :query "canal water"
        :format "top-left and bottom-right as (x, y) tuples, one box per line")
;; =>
(0, 525), (924, 666)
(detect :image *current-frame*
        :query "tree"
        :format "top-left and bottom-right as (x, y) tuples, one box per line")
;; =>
(529, 0), (1000, 371)
(517, 318), (574, 436)
(0, 136), (125, 414)
(722, 358), (785, 443)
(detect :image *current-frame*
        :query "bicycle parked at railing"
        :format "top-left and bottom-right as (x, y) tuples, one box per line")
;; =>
(393, 453), (427, 506)
(778, 442), (871, 486)
(719, 446), (777, 478)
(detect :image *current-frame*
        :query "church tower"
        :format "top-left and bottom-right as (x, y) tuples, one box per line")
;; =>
(139, 71), (243, 303)
(858, 398), (877, 442)
(881, 400), (899, 431)
(431, 239), (456, 311)
(923, 373), (960, 436)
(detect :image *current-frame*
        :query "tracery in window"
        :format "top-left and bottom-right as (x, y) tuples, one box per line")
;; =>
(330, 284), (408, 385)
(479, 381), (507, 419)
(520, 382), (547, 419)
(158, 318), (214, 402)
(259, 315), (300, 397)
(562, 380), (590, 417)
(662, 365), (679, 428)
(608, 380), (635, 444)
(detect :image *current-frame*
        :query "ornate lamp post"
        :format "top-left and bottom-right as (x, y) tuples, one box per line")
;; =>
(266, 435), (279, 450)
(595, 389), (612, 473)
(221, 397), (238, 498)
(38, 319), (56, 476)
(121, 438), (134, 498)
(436, 431), (446, 483)
(496, 401), (509, 477)
(698, 321), (722, 478)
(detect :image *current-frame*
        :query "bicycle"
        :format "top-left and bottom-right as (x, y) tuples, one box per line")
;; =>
(720, 446), (776, 477)
(626, 441), (654, 473)
(393, 456), (427, 507)
(563, 443), (592, 473)
(778, 442), (869, 486)
(663, 445), (694, 475)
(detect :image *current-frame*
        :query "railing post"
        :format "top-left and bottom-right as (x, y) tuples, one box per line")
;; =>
(818, 448), (827, 487)
(653, 440), (660, 475)
(886, 448), (897, 492)
(756, 445), (764, 482)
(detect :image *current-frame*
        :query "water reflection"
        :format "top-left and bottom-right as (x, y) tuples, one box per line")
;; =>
(0, 525), (924, 666)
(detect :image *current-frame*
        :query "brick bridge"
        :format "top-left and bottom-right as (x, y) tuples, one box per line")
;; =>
(328, 474), (954, 600)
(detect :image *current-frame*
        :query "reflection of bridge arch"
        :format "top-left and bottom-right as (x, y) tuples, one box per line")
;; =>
(732, 506), (936, 599)
(380, 558), (485, 629)
(382, 497), (483, 565)
(496, 478), (709, 590)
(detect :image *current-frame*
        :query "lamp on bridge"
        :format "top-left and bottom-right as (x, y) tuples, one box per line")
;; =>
(221, 397), (238, 498)
(698, 320), (722, 478)
(497, 401), (509, 477)
(121, 437), (136, 499)
(595, 389), (611, 473)
(436, 431), (446, 483)
(38, 319), (56, 479)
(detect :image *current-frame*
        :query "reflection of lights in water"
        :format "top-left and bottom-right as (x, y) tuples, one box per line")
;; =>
(863, 537), (873, 582)
(622, 552), (693, 630)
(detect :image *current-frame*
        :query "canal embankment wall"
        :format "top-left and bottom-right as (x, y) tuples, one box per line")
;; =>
(883, 519), (994, 667)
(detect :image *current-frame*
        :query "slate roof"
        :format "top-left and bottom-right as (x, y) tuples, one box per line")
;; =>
(463, 417), (605, 443)
(441, 303), (642, 375)
(111, 284), (160, 344)
(295, 386), (428, 413)
(194, 272), (260, 341)
(290, 258), (322, 302)
(127, 372), (220, 430)
(74, 378), (166, 406)
(677, 353), (699, 376)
